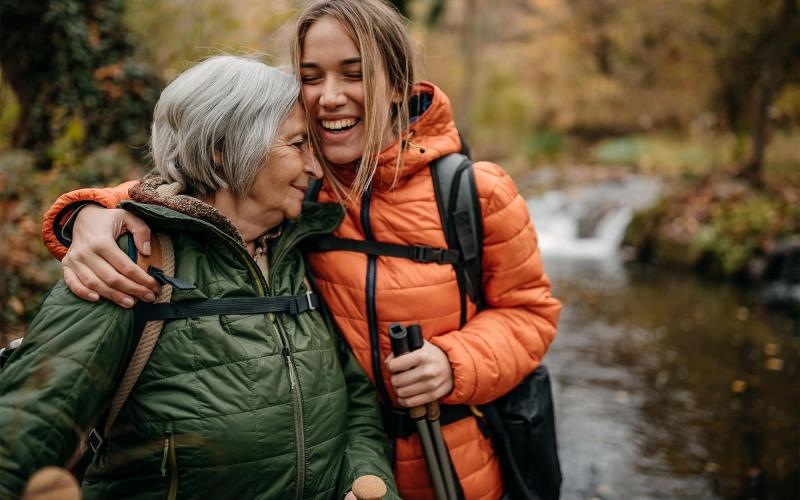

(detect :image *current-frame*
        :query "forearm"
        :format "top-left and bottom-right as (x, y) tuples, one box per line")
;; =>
(42, 181), (137, 260)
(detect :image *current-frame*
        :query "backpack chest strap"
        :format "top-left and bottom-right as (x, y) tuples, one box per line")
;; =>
(306, 236), (461, 265)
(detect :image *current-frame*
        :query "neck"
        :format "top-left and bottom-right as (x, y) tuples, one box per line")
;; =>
(203, 189), (282, 251)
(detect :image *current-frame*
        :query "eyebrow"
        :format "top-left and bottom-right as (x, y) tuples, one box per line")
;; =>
(299, 57), (362, 69)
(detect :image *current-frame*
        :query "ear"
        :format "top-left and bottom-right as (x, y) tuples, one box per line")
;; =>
(212, 150), (223, 166)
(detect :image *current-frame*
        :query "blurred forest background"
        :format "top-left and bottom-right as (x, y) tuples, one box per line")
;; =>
(1, 1), (799, 498)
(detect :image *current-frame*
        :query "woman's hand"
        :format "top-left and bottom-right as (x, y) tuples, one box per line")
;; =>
(385, 341), (454, 408)
(62, 205), (160, 308)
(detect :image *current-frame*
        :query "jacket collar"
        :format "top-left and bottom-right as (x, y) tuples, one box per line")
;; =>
(333, 82), (462, 192)
(124, 174), (343, 256)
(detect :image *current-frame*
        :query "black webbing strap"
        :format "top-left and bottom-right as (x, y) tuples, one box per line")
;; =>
(383, 404), (477, 439)
(308, 236), (461, 264)
(134, 292), (319, 322)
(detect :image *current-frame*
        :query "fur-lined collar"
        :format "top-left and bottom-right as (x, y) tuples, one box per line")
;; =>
(128, 173), (246, 246)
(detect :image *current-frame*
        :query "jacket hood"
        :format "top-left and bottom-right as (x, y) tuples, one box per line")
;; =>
(368, 82), (462, 191)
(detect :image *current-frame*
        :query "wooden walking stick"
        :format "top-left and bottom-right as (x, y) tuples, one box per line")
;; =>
(351, 474), (387, 500)
(407, 324), (460, 500)
(388, 323), (448, 500)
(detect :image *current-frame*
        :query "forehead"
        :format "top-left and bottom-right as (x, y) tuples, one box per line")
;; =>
(301, 16), (359, 61)
(278, 105), (305, 137)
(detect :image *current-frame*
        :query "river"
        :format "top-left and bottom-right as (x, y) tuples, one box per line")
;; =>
(524, 172), (799, 499)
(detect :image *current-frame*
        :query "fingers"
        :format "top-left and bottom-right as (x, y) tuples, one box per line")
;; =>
(386, 341), (454, 407)
(122, 213), (153, 257)
(63, 266), (99, 302)
(397, 392), (433, 408)
(99, 240), (160, 295)
(63, 254), (138, 308)
(65, 206), (160, 306)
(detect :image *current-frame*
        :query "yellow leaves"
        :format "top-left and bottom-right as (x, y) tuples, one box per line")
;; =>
(730, 379), (747, 393)
(8, 296), (24, 317)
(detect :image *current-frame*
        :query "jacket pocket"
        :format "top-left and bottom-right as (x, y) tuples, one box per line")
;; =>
(160, 423), (178, 500)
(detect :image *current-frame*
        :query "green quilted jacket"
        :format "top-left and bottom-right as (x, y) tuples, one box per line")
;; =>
(0, 196), (397, 499)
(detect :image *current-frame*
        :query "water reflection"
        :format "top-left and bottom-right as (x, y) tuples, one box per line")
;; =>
(546, 258), (799, 499)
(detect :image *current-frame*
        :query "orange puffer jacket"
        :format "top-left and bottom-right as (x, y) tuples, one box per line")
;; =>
(307, 82), (561, 500)
(40, 82), (561, 500)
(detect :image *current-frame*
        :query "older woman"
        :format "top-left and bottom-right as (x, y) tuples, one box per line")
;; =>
(0, 56), (396, 499)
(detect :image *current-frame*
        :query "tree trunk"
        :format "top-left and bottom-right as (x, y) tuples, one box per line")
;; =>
(735, 0), (799, 185)
(0, 0), (162, 167)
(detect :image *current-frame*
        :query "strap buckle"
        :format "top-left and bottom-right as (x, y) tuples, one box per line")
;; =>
(411, 245), (444, 263)
(88, 428), (104, 453)
(289, 292), (317, 315)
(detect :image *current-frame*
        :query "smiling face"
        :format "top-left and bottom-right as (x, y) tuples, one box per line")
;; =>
(299, 15), (394, 167)
(247, 105), (320, 227)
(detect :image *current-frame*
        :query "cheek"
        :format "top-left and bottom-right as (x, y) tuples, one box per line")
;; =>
(301, 86), (317, 108)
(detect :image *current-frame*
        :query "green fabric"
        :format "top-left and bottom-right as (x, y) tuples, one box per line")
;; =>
(0, 201), (398, 499)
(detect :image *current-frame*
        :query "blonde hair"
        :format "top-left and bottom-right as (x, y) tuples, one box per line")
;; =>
(291, 0), (415, 200)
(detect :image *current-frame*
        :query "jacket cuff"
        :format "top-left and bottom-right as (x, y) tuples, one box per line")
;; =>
(429, 332), (477, 405)
(41, 183), (136, 260)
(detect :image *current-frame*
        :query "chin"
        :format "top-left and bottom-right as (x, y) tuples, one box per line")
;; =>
(322, 146), (362, 166)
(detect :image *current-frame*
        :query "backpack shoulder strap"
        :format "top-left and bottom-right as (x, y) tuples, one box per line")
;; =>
(104, 232), (174, 435)
(430, 153), (485, 326)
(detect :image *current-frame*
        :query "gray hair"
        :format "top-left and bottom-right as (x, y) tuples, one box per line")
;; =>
(150, 55), (300, 197)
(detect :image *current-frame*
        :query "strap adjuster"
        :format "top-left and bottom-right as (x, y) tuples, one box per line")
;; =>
(411, 245), (446, 263)
(305, 291), (316, 311)
(88, 428), (104, 453)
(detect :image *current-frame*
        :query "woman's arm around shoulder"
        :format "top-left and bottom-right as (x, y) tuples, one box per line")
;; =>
(430, 161), (562, 406)
(42, 181), (138, 261)
(0, 281), (138, 497)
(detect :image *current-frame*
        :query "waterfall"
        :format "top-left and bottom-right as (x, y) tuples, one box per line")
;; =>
(527, 175), (662, 261)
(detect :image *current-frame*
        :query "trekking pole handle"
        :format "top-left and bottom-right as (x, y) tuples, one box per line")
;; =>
(388, 323), (426, 419)
(405, 324), (444, 419)
(352, 474), (387, 500)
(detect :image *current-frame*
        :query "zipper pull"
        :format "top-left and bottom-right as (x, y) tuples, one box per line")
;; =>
(148, 267), (196, 290)
(160, 437), (170, 477)
(282, 347), (291, 365)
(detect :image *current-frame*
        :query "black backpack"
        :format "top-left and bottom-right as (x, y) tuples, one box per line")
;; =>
(305, 154), (562, 500)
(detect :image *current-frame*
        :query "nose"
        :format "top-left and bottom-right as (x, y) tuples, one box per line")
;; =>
(319, 78), (346, 109)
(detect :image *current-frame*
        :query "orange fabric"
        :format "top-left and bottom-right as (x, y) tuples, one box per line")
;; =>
(42, 182), (138, 260)
(40, 82), (561, 500)
(307, 82), (561, 499)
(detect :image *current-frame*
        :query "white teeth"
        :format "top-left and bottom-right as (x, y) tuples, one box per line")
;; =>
(321, 118), (357, 130)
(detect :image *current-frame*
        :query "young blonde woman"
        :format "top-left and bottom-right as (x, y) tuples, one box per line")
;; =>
(39, 1), (561, 498)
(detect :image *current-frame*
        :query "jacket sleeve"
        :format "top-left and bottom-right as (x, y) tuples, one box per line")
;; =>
(0, 283), (136, 497)
(42, 181), (137, 260)
(430, 162), (561, 406)
(335, 335), (400, 499)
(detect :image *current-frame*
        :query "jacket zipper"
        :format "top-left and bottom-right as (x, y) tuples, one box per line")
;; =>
(275, 315), (305, 498)
(160, 425), (177, 500)
(129, 207), (320, 498)
(361, 186), (392, 407)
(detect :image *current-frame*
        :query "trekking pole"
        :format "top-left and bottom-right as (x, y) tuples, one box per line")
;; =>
(407, 324), (460, 500)
(351, 474), (387, 500)
(388, 323), (448, 500)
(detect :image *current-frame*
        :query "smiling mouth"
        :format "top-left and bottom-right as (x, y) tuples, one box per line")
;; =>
(320, 118), (359, 133)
